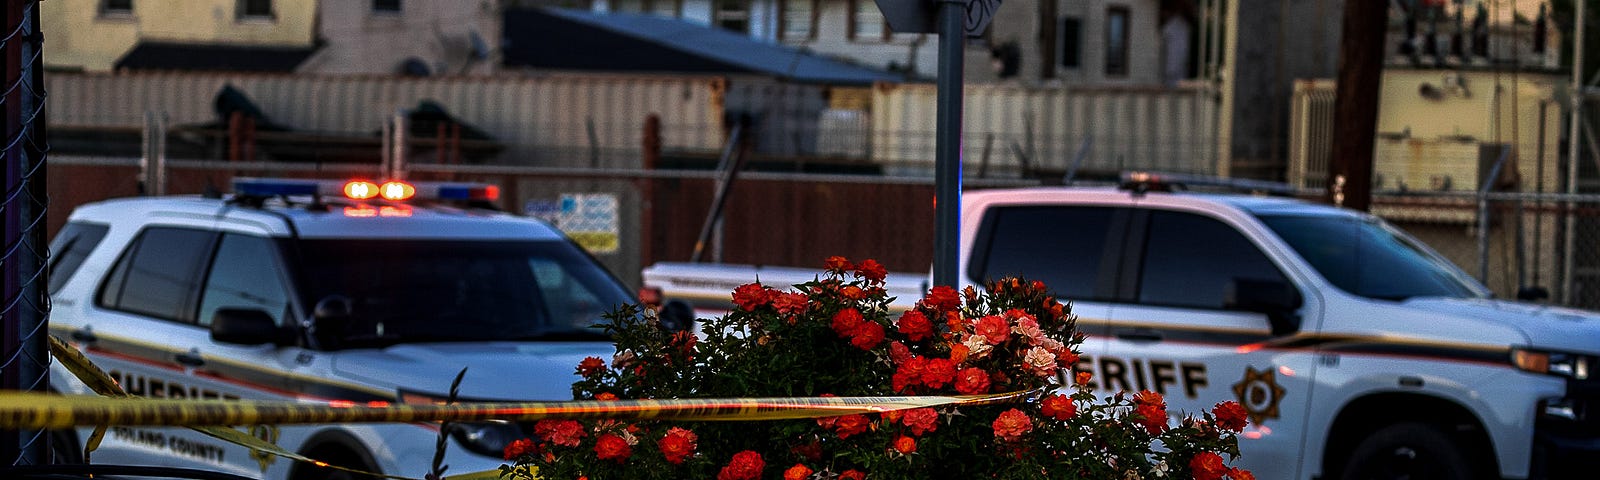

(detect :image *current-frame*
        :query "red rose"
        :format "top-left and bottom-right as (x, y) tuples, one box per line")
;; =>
(1214, 400), (1249, 432)
(975, 315), (1010, 345)
(790, 439), (823, 461)
(893, 356), (928, 392)
(888, 341), (913, 363)
(1133, 390), (1168, 435)
(924, 286), (960, 311)
(825, 256), (854, 274)
(991, 408), (1032, 442)
(851, 321), (885, 350)
(855, 259), (887, 284)
(892, 435), (917, 454)
(1040, 394), (1075, 421)
(594, 433), (632, 463)
(948, 343), (970, 364)
(783, 463), (813, 480)
(658, 427), (697, 465)
(717, 450), (765, 480)
(1229, 467), (1256, 480)
(896, 310), (934, 342)
(1075, 371), (1092, 386)
(922, 358), (957, 389)
(833, 414), (871, 439)
(502, 437), (537, 460)
(831, 308), (864, 337)
(577, 356), (606, 377)
(732, 282), (776, 311)
(1190, 452), (1228, 480)
(838, 470), (865, 480)
(953, 367), (991, 395)
(534, 419), (586, 447)
(902, 407), (938, 436)
(773, 292), (808, 317)
(594, 392), (618, 401)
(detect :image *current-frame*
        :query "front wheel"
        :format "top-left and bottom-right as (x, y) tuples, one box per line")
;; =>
(1339, 422), (1474, 480)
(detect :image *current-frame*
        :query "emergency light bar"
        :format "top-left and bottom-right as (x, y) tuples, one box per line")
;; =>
(233, 178), (500, 203)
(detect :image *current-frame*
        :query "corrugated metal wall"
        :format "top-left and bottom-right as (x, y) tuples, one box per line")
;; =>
(871, 83), (1220, 178)
(47, 72), (728, 167)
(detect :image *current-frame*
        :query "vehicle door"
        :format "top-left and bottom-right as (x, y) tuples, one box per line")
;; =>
(1100, 207), (1320, 480)
(77, 225), (309, 477)
(963, 205), (1134, 381)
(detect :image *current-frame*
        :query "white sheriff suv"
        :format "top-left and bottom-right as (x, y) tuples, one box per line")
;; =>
(46, 178), (673, 479)
(643, 173), (1600, 480)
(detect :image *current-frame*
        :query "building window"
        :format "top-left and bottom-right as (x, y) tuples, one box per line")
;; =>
(1059, 17), (1081, 68)
(850, 0), (888, 41)
(613, 0), (680, 17)
(100, 0), (133, 16)
(715, 0), (751, 33)
(238, 0), (273, 19)
(780, 0), (818, 41)
(373, 0), (401, 13)
(1105, 6), (1129, 76)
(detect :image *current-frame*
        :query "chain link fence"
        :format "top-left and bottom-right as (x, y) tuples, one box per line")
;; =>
(1, 0), (50, 465)
(1375, 192), (1600, 311)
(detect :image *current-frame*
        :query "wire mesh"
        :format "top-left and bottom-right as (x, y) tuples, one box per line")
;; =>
(0, 0), (50, 466)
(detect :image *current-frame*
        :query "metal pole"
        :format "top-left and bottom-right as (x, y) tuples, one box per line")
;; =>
(1480, 148), (1509, 283)
(1564, 0), (1585, 304)
(392, 109), (409, 180)
(932, 0), (964, 288)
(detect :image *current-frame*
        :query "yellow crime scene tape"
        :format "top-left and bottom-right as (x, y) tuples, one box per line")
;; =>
(39, 335), (1036, 479)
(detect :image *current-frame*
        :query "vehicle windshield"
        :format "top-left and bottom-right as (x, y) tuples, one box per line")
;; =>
(295, 238), (632, 348)
(1257, 213), (1486, 301)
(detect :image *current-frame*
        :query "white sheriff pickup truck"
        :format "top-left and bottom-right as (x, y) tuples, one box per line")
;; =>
(644, 173), (1600, 480)
(47, 178), (686, 479)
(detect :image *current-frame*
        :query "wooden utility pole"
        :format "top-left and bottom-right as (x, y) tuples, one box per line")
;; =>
(1327, 0), (1387, 211)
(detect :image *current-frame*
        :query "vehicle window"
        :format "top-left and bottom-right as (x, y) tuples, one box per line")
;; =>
(1258, 214), (1483, 300)
(971, 206), (1118, 300)
(1137, 211), (1287, 309)
(98, 228), (217, 323)
(47, 222), (110, 294)
(296, 239), (633, 349)
(199, 234), (291, 327)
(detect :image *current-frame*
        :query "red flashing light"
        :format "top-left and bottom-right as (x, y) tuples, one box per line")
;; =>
(380, 181), (416, 201)
(344, 181), (379, 200)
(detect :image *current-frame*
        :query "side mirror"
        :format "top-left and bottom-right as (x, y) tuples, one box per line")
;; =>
(658, 300), (696, 333)
(1517, 286), (1550, 302)
(1225, 278), (1303, 336)
(211, 308), (289, 345)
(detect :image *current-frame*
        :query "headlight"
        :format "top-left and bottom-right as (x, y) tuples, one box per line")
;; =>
(1512, 348), (1592, 380)
(446, 421), (526, 458)
(399, 389), (528, 458)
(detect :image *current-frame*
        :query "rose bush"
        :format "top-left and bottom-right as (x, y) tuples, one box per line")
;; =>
(502, 257), (1251, 479)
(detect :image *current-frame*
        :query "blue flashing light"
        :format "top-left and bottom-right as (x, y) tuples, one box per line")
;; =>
(233, 178), (322, 197)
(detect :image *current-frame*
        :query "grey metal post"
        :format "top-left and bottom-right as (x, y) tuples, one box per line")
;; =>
(392, 109), (410, 180)
(933, 0), (964, 287)
(141, 111), (167, 196)
(1565, 0), (1585, 304)
(1479, 148), (1508, 283)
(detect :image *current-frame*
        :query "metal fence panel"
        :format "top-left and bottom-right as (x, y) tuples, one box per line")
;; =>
(46, 72), (728, 167)
(871, 83), (1219, 179)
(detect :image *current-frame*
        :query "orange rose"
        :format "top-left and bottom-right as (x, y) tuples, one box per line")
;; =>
(892, 435), (917, 454)
(783, 463), (813, 480)
(991, 408), (1032, 442)
(658, 427), (697, 465)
